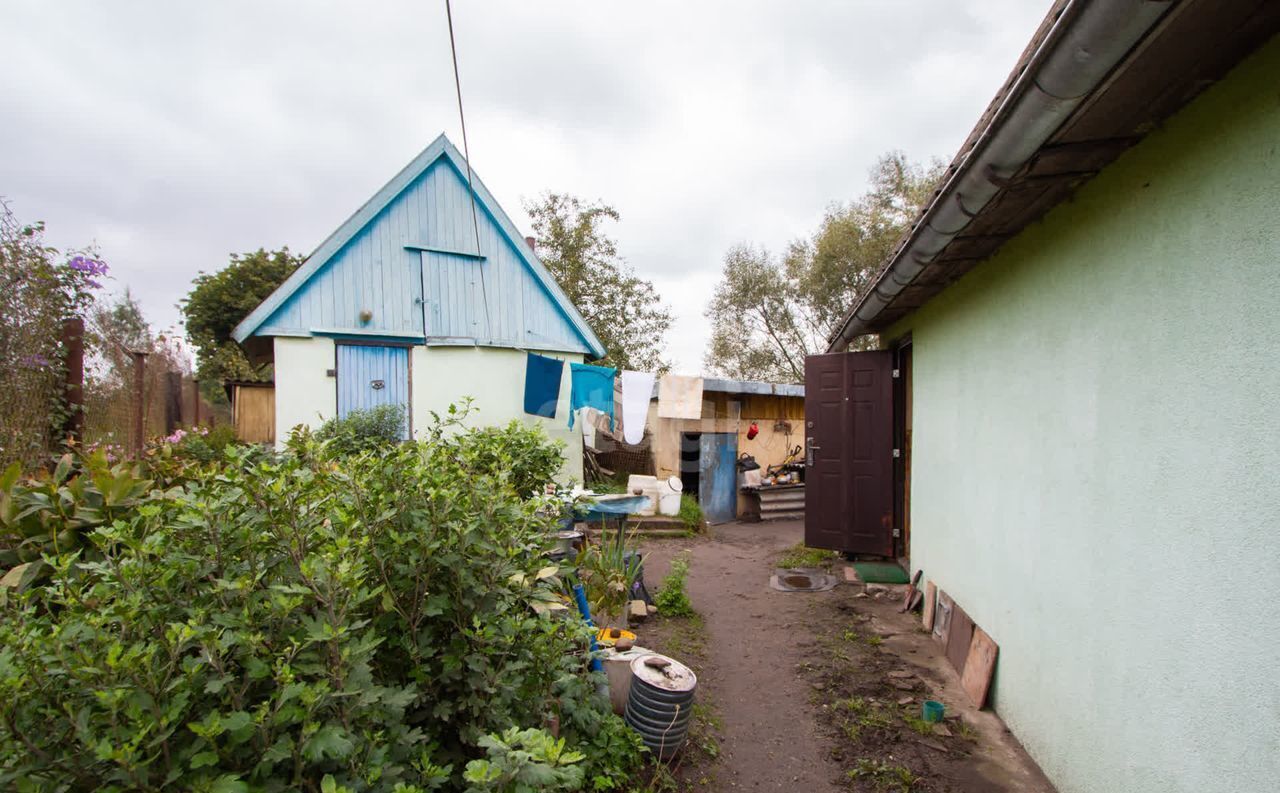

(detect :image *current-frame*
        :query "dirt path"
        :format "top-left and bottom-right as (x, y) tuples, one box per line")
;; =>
(634, 520), (1055, 793)
(639, 520), (846, 791)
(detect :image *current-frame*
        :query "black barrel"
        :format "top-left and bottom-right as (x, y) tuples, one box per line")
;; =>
(623, 653), (697, 761)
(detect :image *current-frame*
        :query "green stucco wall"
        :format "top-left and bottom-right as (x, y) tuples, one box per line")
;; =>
(889, 37), (1280, 793)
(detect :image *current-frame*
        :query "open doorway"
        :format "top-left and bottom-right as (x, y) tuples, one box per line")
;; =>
(680, 432), (701, 499)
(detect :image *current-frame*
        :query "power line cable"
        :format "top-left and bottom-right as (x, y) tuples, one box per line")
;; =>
(444, 0), (492, 341)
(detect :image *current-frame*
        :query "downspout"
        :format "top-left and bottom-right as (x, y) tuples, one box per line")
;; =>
(829, 0), (1175, 351)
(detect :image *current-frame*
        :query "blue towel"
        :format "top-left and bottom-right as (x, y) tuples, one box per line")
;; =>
(523, 353), (564, 418)
(569, 363), (617, 430)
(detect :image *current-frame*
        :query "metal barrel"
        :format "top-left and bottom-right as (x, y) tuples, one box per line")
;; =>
(623, 653), (697, 762)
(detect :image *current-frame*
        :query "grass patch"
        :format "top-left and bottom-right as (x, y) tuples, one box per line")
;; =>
(901, 713), (935, 736)
(659, 611), (706, 659)
(840, 628), (883, 648)
(677, 494), (704, 531)
(654, 552), (695, 618)
(848, 758), (919, 792)
(778, 542), (840, 569)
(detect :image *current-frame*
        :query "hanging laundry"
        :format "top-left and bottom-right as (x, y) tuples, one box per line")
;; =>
(620, 370), (656, 445)
(657, 374), (704, 419)
(523, 352), (564, 418)
(569, 362), (617, 430)
(580, 406), (601, 450)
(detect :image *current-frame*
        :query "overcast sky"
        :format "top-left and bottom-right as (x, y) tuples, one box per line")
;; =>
(2, 1), (1047, 373)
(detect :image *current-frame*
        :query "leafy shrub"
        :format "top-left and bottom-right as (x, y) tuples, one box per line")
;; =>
(677, 495), (703, 532)
(653, 553), (695, 618)
(315, 404), (407, 455)
(453, 421), (566, 499)
(463, 728), (584, 792)
(167, 424), (241, 461)
(573, 528), (644, 628)
(0, 451), (157, 570)
(0, 415), (619, 791)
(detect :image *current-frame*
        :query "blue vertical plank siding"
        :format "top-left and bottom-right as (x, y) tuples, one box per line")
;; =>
(336, 345), (410, 439)
(243, 138), (599, 357)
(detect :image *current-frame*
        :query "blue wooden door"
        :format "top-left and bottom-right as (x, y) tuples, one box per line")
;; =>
(699, 433), (738, 524)
(336, 344), (410, 439)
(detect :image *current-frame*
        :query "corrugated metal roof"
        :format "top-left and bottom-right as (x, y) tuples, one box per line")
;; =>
(647, 377), (803, 398)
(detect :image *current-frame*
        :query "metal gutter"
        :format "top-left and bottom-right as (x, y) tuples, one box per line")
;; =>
(828, 0), (1176, 351)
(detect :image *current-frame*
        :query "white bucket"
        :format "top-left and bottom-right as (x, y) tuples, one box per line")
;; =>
(625, 475), (659, 516)
(658, 477), (683, 517)
(602, 645), (652, 714)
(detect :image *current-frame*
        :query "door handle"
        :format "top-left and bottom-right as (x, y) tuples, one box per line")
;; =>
(806, 439), (817, 467)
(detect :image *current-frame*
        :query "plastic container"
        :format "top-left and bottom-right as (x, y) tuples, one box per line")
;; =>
(625, 475), (660, 516)
(922, 700), (945, 723)
(657, 477), (683, 517)
(596, 627), (637, 647)
(601, 645), (651, 715)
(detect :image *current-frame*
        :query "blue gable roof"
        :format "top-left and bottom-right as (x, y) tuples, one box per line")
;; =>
(232, 134), (606, 358)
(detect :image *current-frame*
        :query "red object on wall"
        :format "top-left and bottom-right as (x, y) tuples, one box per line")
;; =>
(746, 421), (759, 440)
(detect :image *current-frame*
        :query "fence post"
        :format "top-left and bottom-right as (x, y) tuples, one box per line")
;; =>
(164, 371), (183, 435)
(193, 379), (201, 426)
(131, 351), (148, 457)
(61, 317), (85, 445)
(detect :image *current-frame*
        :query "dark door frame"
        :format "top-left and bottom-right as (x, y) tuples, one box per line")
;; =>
(891, 334), (913, 561)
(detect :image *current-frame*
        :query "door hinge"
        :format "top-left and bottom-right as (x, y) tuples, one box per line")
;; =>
(892, 528), (901, 538)
(892, 368), (900, 379)
(892, 448), (901, 458)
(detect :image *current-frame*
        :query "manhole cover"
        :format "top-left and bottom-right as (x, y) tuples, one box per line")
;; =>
(770, 567), (838, 592)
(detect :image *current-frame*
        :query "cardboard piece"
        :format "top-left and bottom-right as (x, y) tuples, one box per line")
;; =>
(961, 627), (999, 709)
(922, 581), (938, 631)
(945, 604), (975, 675)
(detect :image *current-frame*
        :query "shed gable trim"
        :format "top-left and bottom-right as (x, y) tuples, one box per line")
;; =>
(231, 134), (605, 359)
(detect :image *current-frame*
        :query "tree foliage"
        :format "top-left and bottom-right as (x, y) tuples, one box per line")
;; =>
(0, 410), (642, 790)
(0, 201), (107, 468)
(704, 152), (944, 382)
(525, 194), (672, 372)
(181, 248), (301, 385)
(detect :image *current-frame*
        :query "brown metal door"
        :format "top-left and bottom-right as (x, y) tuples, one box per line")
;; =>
(804, 350), (895, 556)
(804, 353), (849, 550)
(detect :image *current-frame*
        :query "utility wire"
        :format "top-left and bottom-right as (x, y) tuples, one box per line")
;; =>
(444, 0), (492, 341)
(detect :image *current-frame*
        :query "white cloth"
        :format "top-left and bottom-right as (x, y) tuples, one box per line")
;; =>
(657, 374), (703, 419)
(580, 407), (600, 450)
(620, 370), (656, 445)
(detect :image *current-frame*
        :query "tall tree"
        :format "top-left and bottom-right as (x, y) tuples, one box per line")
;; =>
(704, 152), (944, 381)
(181, 248), (301, 385)
(525, 193), (672, 372)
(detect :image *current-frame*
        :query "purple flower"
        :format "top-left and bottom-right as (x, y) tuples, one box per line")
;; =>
(19, 354), (51, 369)
(68, 255), (109, 277)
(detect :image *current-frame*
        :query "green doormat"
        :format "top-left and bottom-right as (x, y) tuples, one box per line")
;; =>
(851, 561), (910, 584)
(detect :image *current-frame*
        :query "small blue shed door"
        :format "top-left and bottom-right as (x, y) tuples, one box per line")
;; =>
(699, 433), (738, 524)
(336, 344), (410, 439)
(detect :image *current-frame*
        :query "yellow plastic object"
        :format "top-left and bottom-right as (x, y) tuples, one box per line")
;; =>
(596, 627), (637, 647)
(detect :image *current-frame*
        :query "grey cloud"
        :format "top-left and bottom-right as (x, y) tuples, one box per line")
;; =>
(1, 0), (1050, 371)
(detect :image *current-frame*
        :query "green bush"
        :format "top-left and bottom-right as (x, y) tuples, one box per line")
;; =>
(315, 404), (407, 455)
(0, 451), (157, 570)
(0, 414), (628, 791)
(677, 495), (703, 532)
(170, 424), (242, 461)
(653, 553), (695, 618)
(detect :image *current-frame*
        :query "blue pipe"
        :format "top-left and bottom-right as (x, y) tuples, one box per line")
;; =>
(572, 582), (604, 672)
